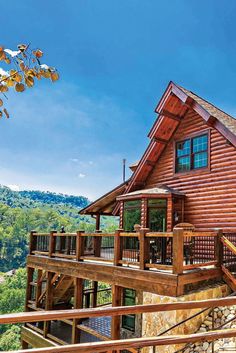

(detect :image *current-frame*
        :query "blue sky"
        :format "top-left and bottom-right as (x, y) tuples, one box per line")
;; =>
(1, 0), (236, 200)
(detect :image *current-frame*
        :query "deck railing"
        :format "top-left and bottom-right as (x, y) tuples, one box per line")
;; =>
(29, 228), (221, 275)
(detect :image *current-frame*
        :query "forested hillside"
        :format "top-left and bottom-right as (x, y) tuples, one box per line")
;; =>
(0, 186), (118, 272)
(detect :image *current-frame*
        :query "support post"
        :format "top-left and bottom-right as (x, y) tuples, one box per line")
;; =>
(76, 231), (85, 261)
(111, 285), (122, 340)
(216, 229), (223, 268)
(35, 269), (42, 308)
(114, 229), (123, 266)
(49, 231), (56, 257)
(72, 277), (83, 344)
(173, 228), (184, 275)
(25, 267), (34, 311)
(139, 228), (149, 270)
(92, 281), (98, 308)
(29, 231), (36, 254)
(94, 214), (102, 257)
(43, 271), (54, 337)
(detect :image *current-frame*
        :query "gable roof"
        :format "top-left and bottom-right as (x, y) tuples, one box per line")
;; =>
(177, 85), (236, 136)
(80, 81), (236, 216)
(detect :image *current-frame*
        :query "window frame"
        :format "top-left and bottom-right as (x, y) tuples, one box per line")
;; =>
(121, 288), (136, 332)
(174, 130), (210, 174)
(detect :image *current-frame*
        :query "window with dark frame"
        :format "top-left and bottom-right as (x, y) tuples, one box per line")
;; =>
(121, 288), (136, 331)
(175, 133), (208, 173)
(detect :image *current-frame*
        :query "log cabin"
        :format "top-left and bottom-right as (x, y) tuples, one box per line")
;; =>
(21, 82), (236, 352)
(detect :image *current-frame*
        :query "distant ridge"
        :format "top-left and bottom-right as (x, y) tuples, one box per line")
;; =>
(0, 185), (90, 209)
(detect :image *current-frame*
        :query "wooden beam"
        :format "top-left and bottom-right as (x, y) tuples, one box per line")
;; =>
(160, 109), (182, 122)
(15, 328), (236, 353)
(4, 295), (236, 325)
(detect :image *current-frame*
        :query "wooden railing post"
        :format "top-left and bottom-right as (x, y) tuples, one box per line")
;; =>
(114, 229), (123, 266)
(216, 229), (223, 268)
(139, 228), (149, 270)
(43, 271), (53, 337)
(173, 228), (184, 275)
(76, 230), (85, 261)
(72, 277), (83, 344)
(49, 231), (56, 257)
(29, 231), (36, 254)
(94, 230), (102, 257)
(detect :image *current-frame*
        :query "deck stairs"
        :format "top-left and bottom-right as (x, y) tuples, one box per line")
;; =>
(37, 274), (74, 307)
(221, 236), (236, 292)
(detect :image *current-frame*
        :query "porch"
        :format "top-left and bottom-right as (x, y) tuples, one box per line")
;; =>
(29, 227), (224, 296)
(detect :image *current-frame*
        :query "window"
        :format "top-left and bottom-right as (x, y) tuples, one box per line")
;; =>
(123, 200), (141, 231)
(122, 288), (136, 331)
(175, 133), (208, 173)
(148, 199), (167, 232)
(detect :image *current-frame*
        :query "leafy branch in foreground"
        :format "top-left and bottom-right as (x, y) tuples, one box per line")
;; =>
(0, 43), (59, 118)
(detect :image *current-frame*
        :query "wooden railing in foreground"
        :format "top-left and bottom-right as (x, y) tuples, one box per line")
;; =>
(221, 232), (236, 290)
(30, 228), (220, 275)
(2, 296), (236, 352)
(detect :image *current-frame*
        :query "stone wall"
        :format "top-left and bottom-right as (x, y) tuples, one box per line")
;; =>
(183, 304), (236, 352)
(142, 282), (230, 353)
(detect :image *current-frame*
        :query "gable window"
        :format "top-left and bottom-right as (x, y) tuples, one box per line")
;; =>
(175, 133), (208, 173)
(122, 288), (136, 331)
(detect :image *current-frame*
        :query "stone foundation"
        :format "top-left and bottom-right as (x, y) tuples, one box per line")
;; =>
(142, 282), (230, 353)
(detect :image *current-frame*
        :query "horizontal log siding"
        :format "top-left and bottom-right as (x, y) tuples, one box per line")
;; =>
(145, 110), (236, 231)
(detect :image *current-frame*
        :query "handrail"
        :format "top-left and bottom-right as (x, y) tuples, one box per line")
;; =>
(6, 328), (236, 353)
(221, 235), (236, 256)
(2, 295), (236, 324)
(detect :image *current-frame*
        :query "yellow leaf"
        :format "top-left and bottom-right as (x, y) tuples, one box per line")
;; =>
(0, 51), (6, 61)
(3, 108), (9, 118)
(14, 73), (22, 83)
(5, 57), (11, 64)
(25, 76), (34, 87)
(33, 49), (43, 58)
(0, 99), (3, 106)
(51, 72), (59, 82)
(0, 85), (8, 93)
(15, 83), (25, 92)
(6, 79), (14, 87)
(0, 111), (2, 118)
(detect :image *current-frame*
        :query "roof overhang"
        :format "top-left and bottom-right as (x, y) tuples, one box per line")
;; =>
(117, 186), (185, 201)
(79, 180), (129, 215)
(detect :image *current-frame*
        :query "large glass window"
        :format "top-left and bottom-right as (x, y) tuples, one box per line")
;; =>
(123, 200), (141, 231)
(122, 288), (136, 331)
(148, 199), (167, 232)
(176, 133), (208, 173)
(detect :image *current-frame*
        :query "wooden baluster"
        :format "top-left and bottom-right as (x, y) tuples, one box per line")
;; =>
(29, 230), (36, 254)
(94, 231), (102, 257)
(139, 228), (149, 270)
(25, 267), (34, 311)
(49, 231), (56, 257)
(114, 229), (123, 266)
(76, 231), (85, 261)
(35, 269), (42, 308)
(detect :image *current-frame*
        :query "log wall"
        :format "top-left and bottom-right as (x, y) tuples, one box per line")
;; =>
(145, 110), (236, 231)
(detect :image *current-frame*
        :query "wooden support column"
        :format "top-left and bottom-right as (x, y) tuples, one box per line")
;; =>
(76, 231), (85, 261)
(216, 229), (223, 268)
(141, 198), (148, 228)
(25, 267), (34, 311)
(139, 228), (149, 270)
(92, 281), (98, 308)
(119, 202), (124, 229)
(173, 228), (184, 296)
(72, 277), (83, 344)
(29, 231), (36, 254)
(114, 229), (123, 266)
(35, 269), (42, 308)
(43, 271), (54, 337)
(49, 231), (56, 257)
(167, 195), (173, 231)
(111, 285), (122, 340)
(173, 228), (184, 275)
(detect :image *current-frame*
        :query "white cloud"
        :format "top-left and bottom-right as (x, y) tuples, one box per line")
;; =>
(78, 173), (86, 178)
(70, 158), (79, 163)
(7, 184), (20, 191)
